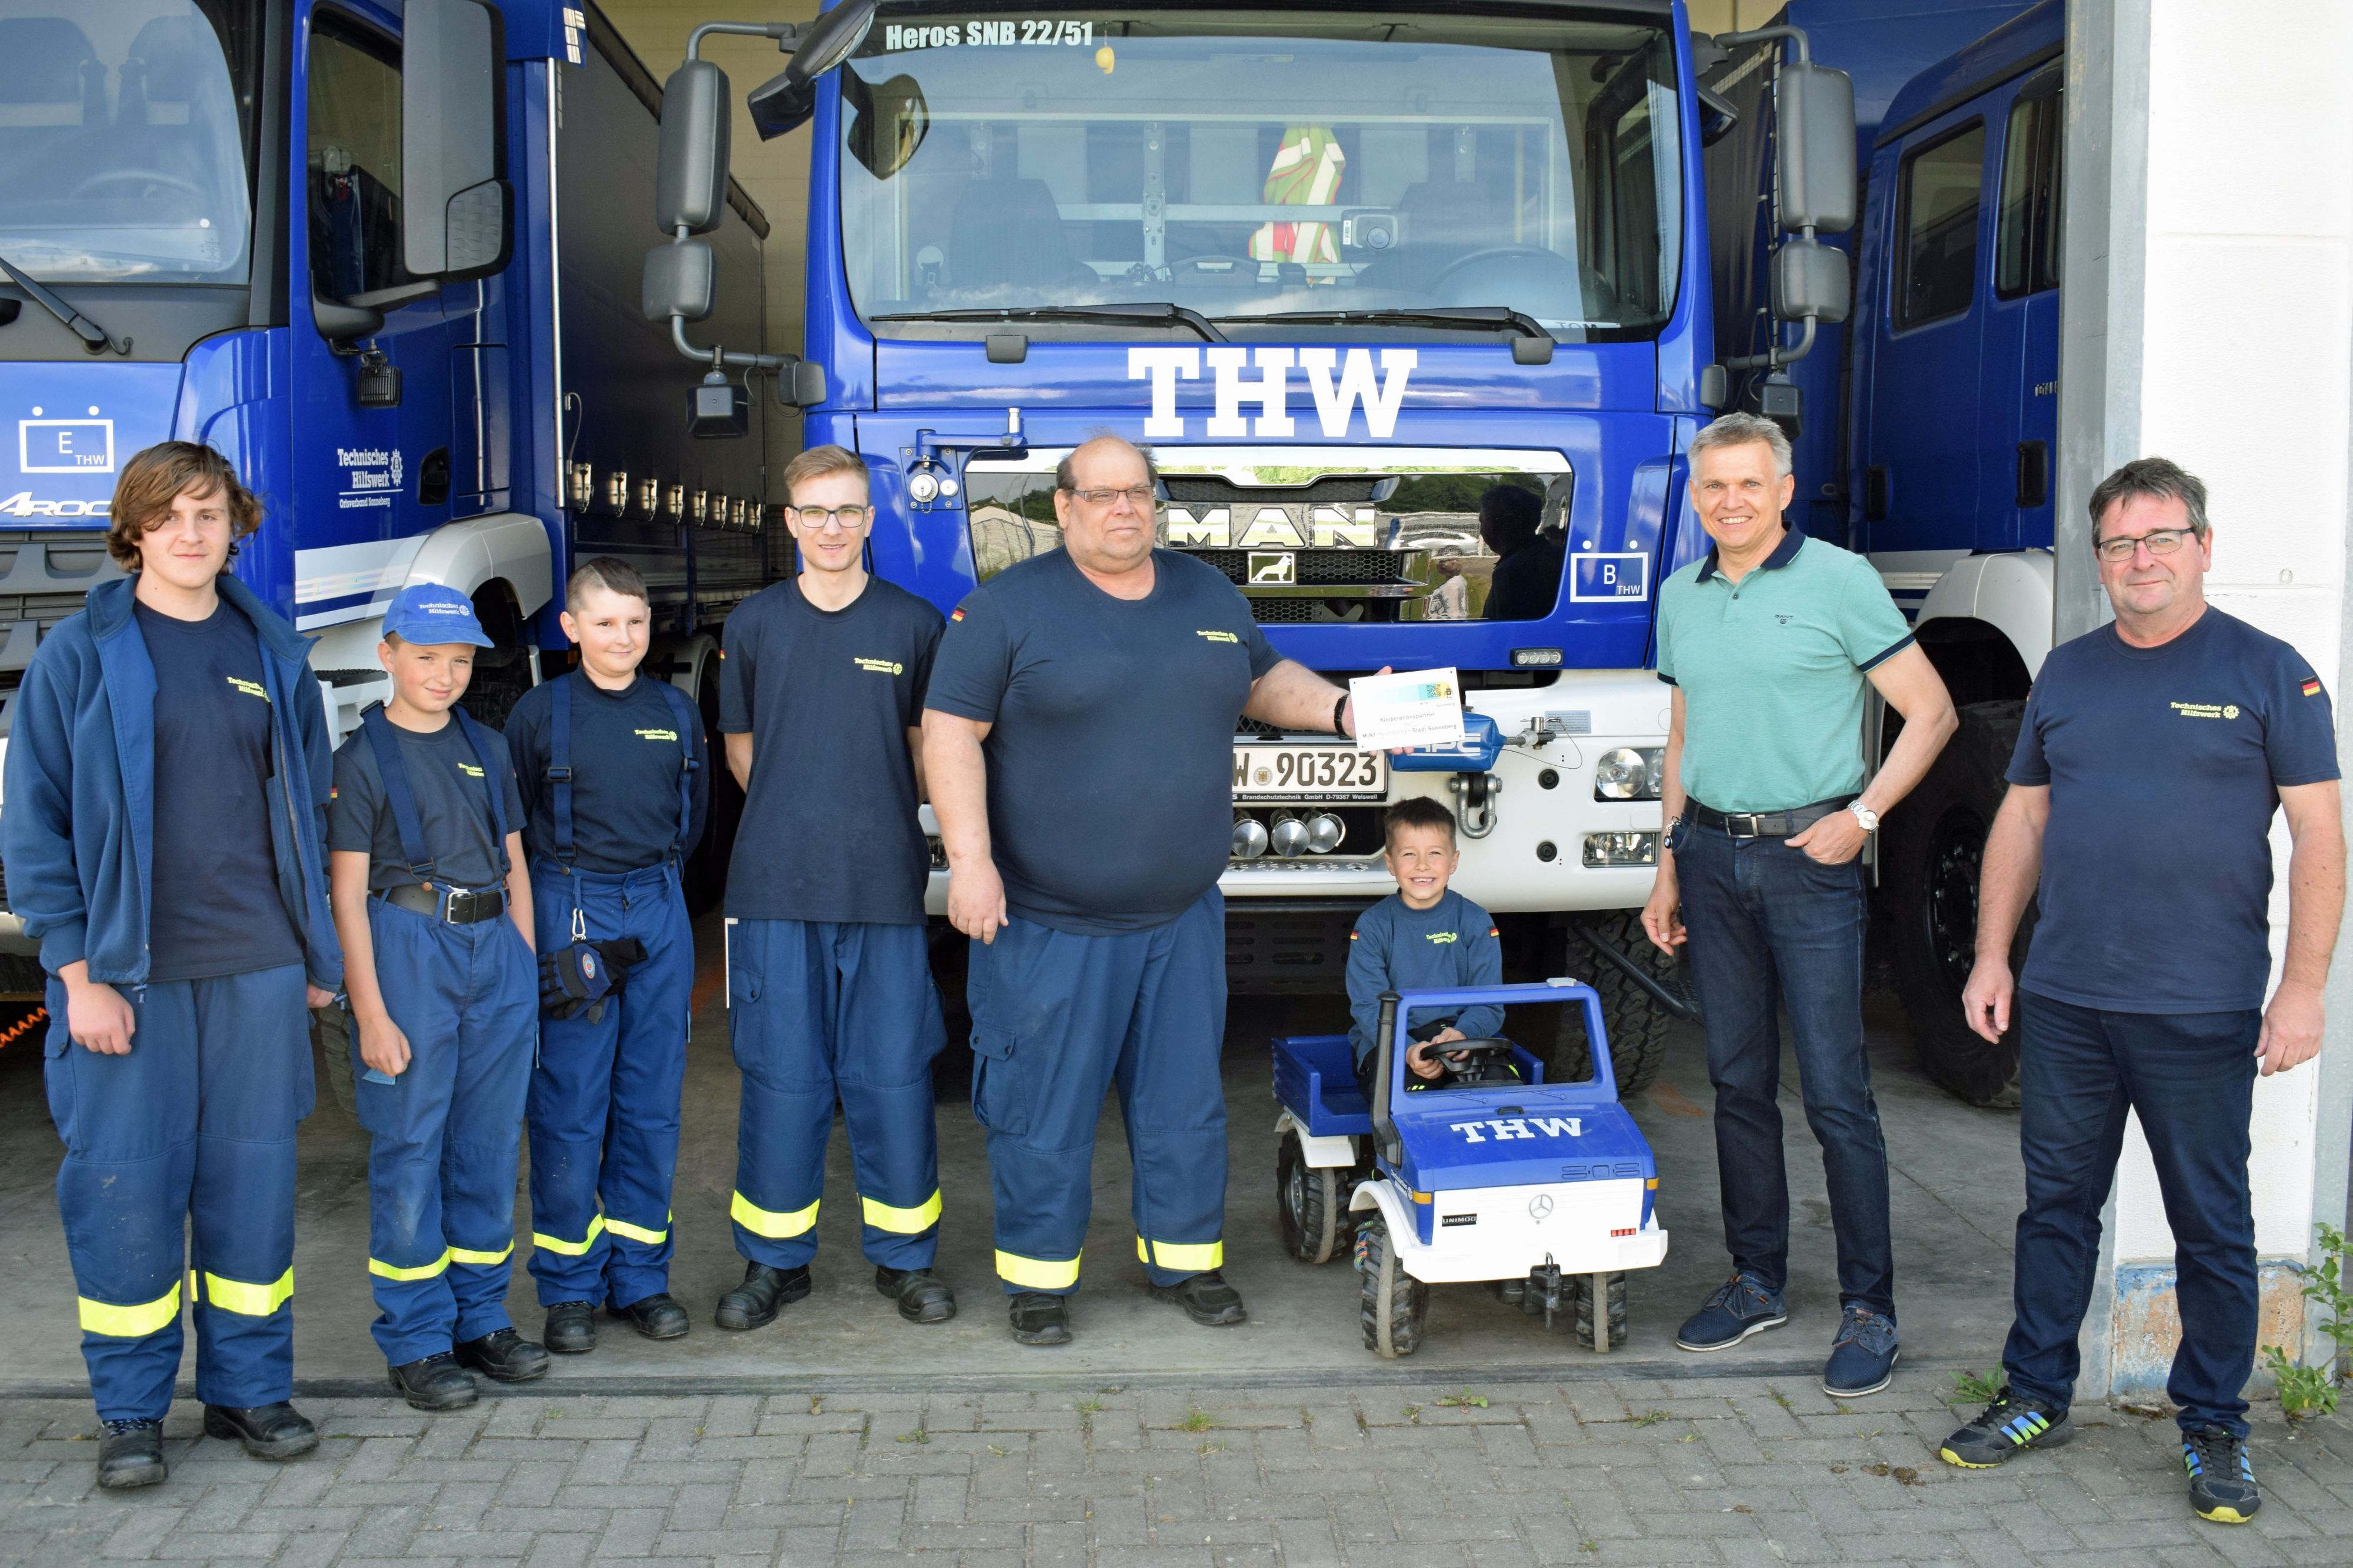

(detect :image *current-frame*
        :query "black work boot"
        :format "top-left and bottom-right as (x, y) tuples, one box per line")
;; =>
(96, 1419), (166, 1489)
(203, 1402), (319, 1460)
(389, 1352), (478, 1411)
(876, 1266), (957, 1324)
(1149, 1269), (1248, 1326)
(544, 1300), (596, 1355)
(1008, 1290), (1071, 1346)
(614, 1293), (691, 1340)
(714, 1262), (811, 1330)
(456, 1327), (551, 1383)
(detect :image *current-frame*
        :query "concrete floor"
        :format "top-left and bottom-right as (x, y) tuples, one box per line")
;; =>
(0, 914), (2023, 1396)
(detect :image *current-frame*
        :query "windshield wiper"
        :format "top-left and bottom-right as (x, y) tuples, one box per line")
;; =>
(0, 250), (130, 355)
(1234, 306), (1552, 342)
(869, 303), (1227, 342)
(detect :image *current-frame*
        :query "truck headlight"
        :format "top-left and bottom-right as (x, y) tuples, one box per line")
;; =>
(1594, 746), (1665, 801)
(1582, 832), (1658, 868)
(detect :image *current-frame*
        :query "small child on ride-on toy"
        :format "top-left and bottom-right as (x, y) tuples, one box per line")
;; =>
(1346, 798), (1520, 1099)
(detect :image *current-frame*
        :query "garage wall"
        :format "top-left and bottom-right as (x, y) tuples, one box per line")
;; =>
(597, 0), (819, 365)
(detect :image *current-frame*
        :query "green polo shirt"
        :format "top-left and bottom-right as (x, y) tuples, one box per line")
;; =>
(1655, 529), (1912, 813)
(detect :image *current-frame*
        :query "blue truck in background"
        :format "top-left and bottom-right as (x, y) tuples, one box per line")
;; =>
(0, 0), (789, 962)
(1705, 0), (2062, 1105)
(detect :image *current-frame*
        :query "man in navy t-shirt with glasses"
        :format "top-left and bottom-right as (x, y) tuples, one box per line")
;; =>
(924, 433), (1364, 1347)
(1943, 459), (2344, 1529)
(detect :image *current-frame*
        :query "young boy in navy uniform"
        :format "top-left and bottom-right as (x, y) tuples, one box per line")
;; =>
(4, 443), (343, 1488)
(1346, 798), (1507, 1100)
(328, 585), (545, 1409)
(713, 444), (955, 1331)
(504, 558), (707, 1353)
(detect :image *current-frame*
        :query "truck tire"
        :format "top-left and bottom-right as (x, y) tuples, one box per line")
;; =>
(1355, 1213), (1427, 1357)
(1576, 1270), (1628, 1352)
(1561, 911), (1672, 1096)
(1881, 700), (2035, 1107)
(1277, 1130), (1342, 1265)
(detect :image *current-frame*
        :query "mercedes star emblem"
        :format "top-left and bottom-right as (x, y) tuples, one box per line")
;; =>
(1528, 1193), (1555, 1220)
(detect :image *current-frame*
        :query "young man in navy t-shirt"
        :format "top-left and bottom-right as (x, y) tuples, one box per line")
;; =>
(713, 445), (955, 1332)
(1944, 460), (2344, 1528)
(505, 558), (708, 1354)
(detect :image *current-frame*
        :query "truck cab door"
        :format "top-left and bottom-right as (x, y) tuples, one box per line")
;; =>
(1861, 115), (1990, 566)
(1982, 68), (2062, 553)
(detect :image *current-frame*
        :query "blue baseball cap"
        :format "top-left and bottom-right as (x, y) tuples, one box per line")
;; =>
(382, 583), (493, 648)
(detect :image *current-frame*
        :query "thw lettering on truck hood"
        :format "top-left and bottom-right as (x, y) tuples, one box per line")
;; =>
(1391, 1097), (1655, 1195)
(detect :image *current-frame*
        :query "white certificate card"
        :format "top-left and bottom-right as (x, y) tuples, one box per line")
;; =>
(1349, 667), (1465, 750)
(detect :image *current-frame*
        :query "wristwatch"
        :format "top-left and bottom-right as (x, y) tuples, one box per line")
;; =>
(1334, 693), (1350, 735)
(1848, 801), (1881, 833)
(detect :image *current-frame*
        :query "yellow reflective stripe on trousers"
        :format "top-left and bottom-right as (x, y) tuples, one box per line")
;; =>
(78, 1282), (182, 1337)
(731, 1192), (818, 1239)
(1136, 1237), (1224, 1272)
(449, 1242), (515, 1266)
(605, 1213), (671, 1246)
(861, 1191), (942, 1234)
(369, 1250), (452, 1282)
(200, 1267), (294, 1317)
(995, 1249), (1081, 1290)
(531, 1215), (605, 1256)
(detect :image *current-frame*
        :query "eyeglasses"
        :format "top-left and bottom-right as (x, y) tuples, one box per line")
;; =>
(1066, 485), (1156, 508)
(787, 505), (872, 530)
(2094, 527), (2199, 563)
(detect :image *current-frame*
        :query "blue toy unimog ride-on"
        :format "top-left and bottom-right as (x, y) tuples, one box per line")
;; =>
(1272, 980), (1669, 1358)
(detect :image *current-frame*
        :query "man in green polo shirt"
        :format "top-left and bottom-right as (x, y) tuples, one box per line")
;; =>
(1641, 412), (1957, 1398)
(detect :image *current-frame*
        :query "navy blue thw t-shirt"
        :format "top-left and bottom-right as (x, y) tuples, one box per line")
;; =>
(136, 599), (304, 981)
(506, 672), (708, 875)
(331, 718), (527, 893)
(2008, 608), (2338, 1013)
(1346, 890), (1504, 1065)
(718, 575), (942, 925)
(926, 549), (1281, 935)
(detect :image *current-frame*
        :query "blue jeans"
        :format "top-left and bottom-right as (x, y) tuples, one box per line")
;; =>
(1674, 819), (1894, 1313)
(2004, 993), (2260, 1436)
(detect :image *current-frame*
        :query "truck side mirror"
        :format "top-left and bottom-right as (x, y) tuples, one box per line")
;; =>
(642, 240), (715, 322)
(1772, 237), (1849, 325)
(402, 0), (511, 281)
(746, 0), (879, 139)
(1773, 62), (1855, 235)
(656, 59), (731, 235)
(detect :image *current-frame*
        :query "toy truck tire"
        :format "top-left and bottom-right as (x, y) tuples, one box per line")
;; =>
(1577, 1270), (1628, 1352)
(1566, 911), (1675, 1095)
(1276, 1129), (1347, 1265)
(1355, 1213), (1427, 1358)
(1879, 700), (2035, 1107)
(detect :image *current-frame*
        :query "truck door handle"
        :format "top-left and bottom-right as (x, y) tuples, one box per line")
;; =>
(2015, 441), (2048, 508)
(1862, 466), (1889, 522)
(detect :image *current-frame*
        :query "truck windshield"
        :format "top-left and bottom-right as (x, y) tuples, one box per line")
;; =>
(839, 6), (1682, 342)
(0, 0), (260, 284)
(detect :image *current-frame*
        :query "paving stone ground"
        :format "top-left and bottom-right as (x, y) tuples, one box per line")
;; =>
(1, 1370), (2347, 1567)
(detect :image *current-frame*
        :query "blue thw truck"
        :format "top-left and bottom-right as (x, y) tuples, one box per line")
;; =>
(648, 0), (1884, 1087)
(0, 0), (792, 977)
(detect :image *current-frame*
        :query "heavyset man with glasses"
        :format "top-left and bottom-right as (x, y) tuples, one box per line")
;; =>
(711, 445), (958, 1332)
(924, 433), (1362, 1347)
(1942, 459), (2344, 1527)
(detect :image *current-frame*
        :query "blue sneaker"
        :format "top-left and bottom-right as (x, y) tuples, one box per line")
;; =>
(2183, 1425), (2261, 1524)
(1674, 1270), (1788, 1352)
(1822, 1305), (1899, 1396)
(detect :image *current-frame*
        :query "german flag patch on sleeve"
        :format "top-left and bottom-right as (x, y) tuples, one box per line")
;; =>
(951, 608), (965, 622)
(2304, 676), (2323, 697)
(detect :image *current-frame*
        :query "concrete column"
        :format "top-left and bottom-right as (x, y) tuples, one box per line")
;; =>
(2058, 0), (2353, 1400)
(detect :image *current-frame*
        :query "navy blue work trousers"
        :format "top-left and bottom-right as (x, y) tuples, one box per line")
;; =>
(1674, 820), (1896, 1315)
(526, 860), (694, 1310)
(2004, 992), (2261, 1437)
(968, 890), (1228, 1295)
(43, 963), (311, 1422)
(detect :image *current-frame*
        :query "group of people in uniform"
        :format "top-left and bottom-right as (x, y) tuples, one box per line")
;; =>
(4, 431), (1371, 1490)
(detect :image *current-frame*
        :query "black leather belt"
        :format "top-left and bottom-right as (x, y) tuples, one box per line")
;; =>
(375, 882), (508, 925)
(1685, 795), (1857, 839)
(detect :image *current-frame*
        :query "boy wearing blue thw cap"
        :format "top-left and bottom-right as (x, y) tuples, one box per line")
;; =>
(328, 584), (545, 1409)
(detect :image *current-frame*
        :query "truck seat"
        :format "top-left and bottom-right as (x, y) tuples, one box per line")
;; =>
(948, 176), (1086, 295)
